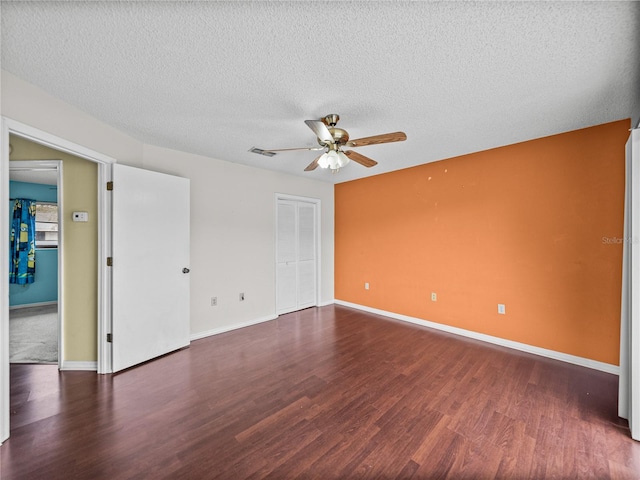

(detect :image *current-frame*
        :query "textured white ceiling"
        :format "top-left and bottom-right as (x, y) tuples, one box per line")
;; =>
(2, 1), (639, 184)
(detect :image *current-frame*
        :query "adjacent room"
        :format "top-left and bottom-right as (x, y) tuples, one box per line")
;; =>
(9, 169), (59, 365)
(1, 1), (640, 478)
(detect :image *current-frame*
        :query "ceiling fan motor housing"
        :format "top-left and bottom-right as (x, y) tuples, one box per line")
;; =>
(317, 114), (349, 146)
(327, 128), (349, 146)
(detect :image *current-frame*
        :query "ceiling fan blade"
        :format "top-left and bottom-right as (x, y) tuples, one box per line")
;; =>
(249, 146), (325, 158)
(346, 131), (407, 148)
(305, 120), (334, 144)
(254, 146), (324, 153)
(304, 154), (324, 171)
(344, 150), (378, 168)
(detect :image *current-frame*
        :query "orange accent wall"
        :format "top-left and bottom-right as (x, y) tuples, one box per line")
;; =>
(335, 119), (630, 365)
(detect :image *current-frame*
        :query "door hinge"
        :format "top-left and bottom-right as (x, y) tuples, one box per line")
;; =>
(107, 257), (113, 267)
(106, 181), (113, 191)
(107, 333), (112, 343)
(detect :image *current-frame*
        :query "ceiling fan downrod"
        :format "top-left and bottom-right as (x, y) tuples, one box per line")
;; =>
(322, 114), (340, 127)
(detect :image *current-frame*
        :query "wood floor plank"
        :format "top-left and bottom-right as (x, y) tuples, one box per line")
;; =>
(494, 424), (537, 479)
(2, 304), (640, 479)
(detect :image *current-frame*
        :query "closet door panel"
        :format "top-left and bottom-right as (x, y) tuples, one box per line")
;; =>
(277, 202), (296, 263)
(297, 260), (316, 307)
(276, 263), (297, 313)
(297, 202), (316, 308)
(298, 203), (315, 261)
(276, 201), (297, 314)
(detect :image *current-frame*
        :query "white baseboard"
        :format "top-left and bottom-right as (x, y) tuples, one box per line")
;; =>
(9, 301), (57, 310)
(335, 300), (620, 375)
(60, 361), (97, 371)
(190, 314), (278, 341)
(318, 299), (336, 307)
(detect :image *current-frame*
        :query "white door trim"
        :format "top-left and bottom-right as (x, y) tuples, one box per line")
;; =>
(9, 160), (63, 369)
(1, 117), (116, 443)
(274, 193), (321, 313)
(619, 129), (640, 440)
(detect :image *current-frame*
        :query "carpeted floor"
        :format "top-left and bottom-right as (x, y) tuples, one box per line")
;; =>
(10, 304), (58, 364)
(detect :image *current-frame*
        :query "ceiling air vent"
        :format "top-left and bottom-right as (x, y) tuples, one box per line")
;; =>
(249, 147), (276, 157)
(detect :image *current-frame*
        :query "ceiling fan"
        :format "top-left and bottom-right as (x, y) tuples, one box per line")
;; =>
(250, 114), (407, 173)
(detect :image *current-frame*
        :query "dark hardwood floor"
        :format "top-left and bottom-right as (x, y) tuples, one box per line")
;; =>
(2, 304), (640, 479)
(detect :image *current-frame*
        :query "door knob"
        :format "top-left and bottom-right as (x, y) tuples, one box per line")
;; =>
(182, 267), (190, 274)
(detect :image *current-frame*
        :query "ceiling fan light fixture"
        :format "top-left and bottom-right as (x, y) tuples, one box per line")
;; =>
(320, 150), (348, 172)
(327, 150), (339, 170)
(337, 151), (349, 168)
(317, 152), (330, 169)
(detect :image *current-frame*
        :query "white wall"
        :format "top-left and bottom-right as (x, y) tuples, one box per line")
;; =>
(1, 71), (144, 166)
(1, 70), (335, 339)
(142, 144), (334, 337)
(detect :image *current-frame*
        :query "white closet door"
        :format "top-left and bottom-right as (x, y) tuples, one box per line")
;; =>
(297, 202), (316, 308)
(276, 200), (297, 313)
(276, 198), (317, 315)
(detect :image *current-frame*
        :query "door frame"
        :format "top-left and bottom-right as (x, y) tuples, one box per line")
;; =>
(619, 128), (640, 439)
(274, 193), (321, 313)
(9, 160), (63, 369)
(1, 117), (116, 443)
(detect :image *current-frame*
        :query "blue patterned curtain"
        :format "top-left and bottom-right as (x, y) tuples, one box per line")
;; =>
(9, 199), (36, 284)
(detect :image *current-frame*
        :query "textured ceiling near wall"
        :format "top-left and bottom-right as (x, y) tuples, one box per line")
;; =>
(1, 1), (639, 184)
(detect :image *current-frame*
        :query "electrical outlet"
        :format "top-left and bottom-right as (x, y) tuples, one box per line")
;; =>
(498, 304), (506, 314)
(211, 297), (217, 306)
(431, 292), (437, 302)
(365, 282), (370, 290)
(239, 292), (245, 301)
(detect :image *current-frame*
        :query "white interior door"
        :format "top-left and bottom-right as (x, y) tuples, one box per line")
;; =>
(276, 197), (317, 315)
(111, 164), (190, 372)
(620, 128), (640, 440)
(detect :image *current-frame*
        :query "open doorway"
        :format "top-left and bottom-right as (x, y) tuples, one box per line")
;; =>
(9, 160), (61, 366)
(7, 134), (99, 371)
(1, 119), (115, 444)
